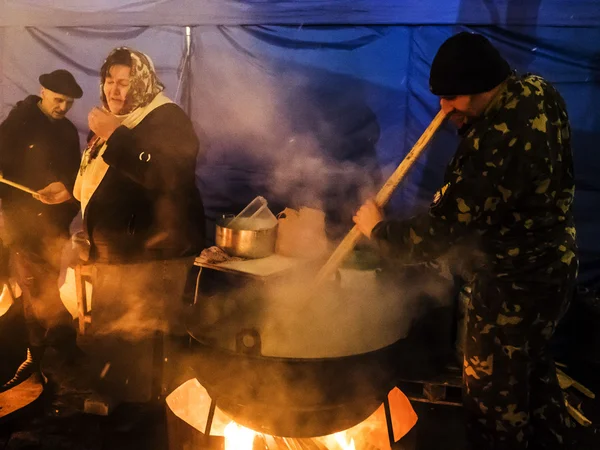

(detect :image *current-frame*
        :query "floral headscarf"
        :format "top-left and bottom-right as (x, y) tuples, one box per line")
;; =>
(100, 47), (164, 116)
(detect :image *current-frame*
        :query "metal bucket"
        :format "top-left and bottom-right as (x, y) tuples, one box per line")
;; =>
(215, 223), (277, 259)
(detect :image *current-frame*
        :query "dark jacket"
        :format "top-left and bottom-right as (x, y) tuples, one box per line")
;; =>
(0, 95), (80, 249)
(372, 74), (578, 284)
(83, 103), (205, 263)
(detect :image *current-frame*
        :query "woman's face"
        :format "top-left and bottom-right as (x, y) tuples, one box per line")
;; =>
(103, 64), (131, 114)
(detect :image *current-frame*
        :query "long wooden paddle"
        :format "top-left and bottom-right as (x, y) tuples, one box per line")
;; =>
(314, 110), (448, 286)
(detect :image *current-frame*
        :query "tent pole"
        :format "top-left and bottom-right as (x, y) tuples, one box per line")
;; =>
(176, 25), (192, 114)
(185, 25), (191, 53)
(185, 25), (192, 116)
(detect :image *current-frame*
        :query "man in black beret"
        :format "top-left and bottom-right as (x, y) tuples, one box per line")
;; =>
(354, 32), (576, 449)
(0, 69), (84, 391)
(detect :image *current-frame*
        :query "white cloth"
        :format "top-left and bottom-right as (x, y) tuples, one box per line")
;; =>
(74, 92), (172, 216)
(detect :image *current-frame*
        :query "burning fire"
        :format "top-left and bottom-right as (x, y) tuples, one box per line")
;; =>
(167, 380), (418, 450)
(224, 422), (356, 450)
(333, 432), (356, 450)
(224, 422), (257, 450)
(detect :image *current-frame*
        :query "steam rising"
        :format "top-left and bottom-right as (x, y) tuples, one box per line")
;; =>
(192, 262), (456, 358)
(178, 255), (464, 437)
(193, 40), (382, 225)
(177, 38), (474, 431)
(53, 30), (488, 435)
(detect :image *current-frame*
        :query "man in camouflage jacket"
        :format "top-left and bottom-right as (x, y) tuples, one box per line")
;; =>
(354, 32), (577, 449)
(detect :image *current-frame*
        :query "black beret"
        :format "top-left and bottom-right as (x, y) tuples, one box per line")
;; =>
(429, 32), (511, 97)
(39, 69), (83, 99)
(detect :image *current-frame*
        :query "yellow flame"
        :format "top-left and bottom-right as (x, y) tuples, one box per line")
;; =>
(223, 421), (357, 450)
(224, 422), (256, 450)
(334, 432), (356, 450)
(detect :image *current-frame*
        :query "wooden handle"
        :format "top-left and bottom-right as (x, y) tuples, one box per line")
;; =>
(314, 110), (447, 286)
(0, 177), (38, 196)
(374, 109), (447, 207)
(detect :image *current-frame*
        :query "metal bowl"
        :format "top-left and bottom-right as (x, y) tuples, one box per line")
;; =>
(215, 222), (278, 259)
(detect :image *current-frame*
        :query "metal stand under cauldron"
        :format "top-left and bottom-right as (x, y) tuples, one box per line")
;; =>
(166, 378), (418, 450)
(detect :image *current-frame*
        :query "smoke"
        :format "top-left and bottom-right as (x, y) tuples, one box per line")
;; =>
(166, 33), (482, 436)
(86, 257), (195, 341)
(173, 248), (476, 438)
(191, 259), (458, 359)
(61, 28), (492, 435)
(193, 36), (381, 228)
(174, 234), (493, 437)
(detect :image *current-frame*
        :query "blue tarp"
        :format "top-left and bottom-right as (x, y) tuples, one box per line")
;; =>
(1, 1), (600, 26)
(1, 1), (599, 285)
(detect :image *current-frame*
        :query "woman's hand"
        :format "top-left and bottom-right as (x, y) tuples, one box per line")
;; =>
(88, 107), (121, 141)
(353, 199), (384, 239)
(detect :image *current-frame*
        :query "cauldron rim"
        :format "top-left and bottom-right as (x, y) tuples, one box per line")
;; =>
(187, 326), (405, 362)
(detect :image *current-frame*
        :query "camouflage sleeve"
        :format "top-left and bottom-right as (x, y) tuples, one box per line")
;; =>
(372, 118), (542, 262)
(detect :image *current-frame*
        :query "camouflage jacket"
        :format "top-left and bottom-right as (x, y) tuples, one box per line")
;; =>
(372, 74), (578, 282)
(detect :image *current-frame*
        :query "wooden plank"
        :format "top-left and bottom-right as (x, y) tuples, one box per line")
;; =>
(194, 254), (313, 280)
(396, 367), (463, 407)
(424, 384), (447, 402)
(397, 369), (463, 388)
(406, 395), (462, 407)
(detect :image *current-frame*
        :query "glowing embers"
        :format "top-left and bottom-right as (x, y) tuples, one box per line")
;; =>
(166, 379), (417, 450)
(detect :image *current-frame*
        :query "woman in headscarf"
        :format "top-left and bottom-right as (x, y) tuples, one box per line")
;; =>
(74, 47), (205, 405)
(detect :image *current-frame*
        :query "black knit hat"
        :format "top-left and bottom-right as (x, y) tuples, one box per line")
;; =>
(39, 69), (83, 99)
(429, 32), (511, 96)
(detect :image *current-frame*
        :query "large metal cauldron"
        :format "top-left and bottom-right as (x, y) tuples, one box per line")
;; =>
(187, 326), (404, 437)
(185, 266), (414, 438)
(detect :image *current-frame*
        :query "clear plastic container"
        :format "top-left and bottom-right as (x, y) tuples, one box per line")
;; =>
(228, 196), (278, 230)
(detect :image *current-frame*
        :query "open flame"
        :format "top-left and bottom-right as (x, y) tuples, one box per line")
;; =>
(167, 380), (418, 450)
(224, 422), (256, 450)
(333, 432), (356, 450)
(224, 422), (356, 450)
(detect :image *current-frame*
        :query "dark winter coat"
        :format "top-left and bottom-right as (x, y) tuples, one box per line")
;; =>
(83, 103), (205, 263)
(0, 95), (80, 249)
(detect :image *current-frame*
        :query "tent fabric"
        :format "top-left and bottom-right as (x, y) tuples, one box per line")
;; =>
(0, 26), (187, 126)
(193, 24), (600, 284)
(0, 4), (599, 286)
(2, 1), (600, 26)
